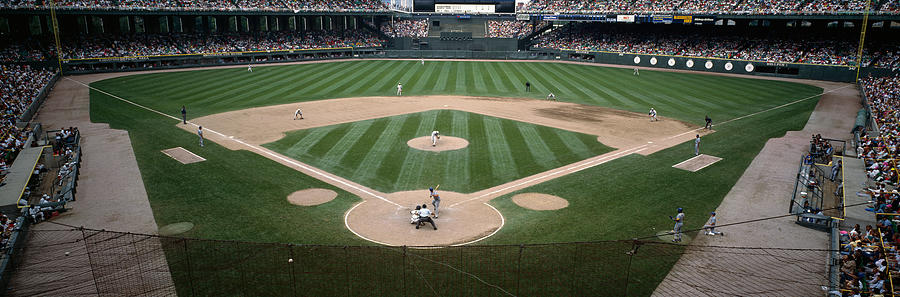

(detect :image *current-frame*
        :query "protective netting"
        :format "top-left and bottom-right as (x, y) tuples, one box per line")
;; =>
(4, 228), (830, 297)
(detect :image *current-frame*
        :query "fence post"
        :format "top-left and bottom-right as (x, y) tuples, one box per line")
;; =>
(289, 244), (297, 297)
(623, 239), (639, 297)
(183, 238), (197, 297)
(80, 228), (103, 295)
(402, 246), (408, 297)
(516, 244), (523, 296)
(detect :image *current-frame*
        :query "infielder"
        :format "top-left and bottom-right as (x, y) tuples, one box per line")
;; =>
(669, 208), (684, 242)
(431, 130), (440, 147)
(294, 106), (304, 120)
(429, 187), (441, 218)
(649, 108), (658, 122)
(694, 134), (701, 156)
(547, 92), (556, 101)
(247, 64), (253, 72)
(704, 212), (724, 236)
(705, 115), (712, 129)
(198, 126), (204, 147)
(397, 83), (403, 96)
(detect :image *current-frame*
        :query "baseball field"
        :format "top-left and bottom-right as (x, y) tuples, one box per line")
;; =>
(86, 59), (824, 295)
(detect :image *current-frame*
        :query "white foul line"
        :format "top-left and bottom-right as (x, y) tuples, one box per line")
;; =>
(672, 155), (701, 168)
(66, 77), (403, 208)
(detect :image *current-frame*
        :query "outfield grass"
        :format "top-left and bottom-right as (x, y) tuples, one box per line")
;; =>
(263, 110), (613, 193)
(88, 60), (823, 296)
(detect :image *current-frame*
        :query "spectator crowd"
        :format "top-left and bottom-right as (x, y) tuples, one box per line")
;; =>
(0, 31), (384, 60)
(486, 21), (540, 39)
(530, 25), (900, 67)
(520, 0), (899, 14)
(0, 0), (390, 11)
(379, 19), (428, 38)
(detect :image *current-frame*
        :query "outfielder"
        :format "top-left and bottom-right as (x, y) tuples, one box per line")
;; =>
(704, 212), (724, 236)
(669, 208), (684, 242)
(247, 64), (253, 72)
(431, 130), (440, 147)
(633, 68), (639, 76)
(294, 106), (304, 120)
(397, 83), (403, 96)
(429, 187), (441, 218)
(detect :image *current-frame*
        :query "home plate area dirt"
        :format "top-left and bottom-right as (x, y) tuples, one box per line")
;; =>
(161, 147), (205, 164)
(672, 154), (723, 172)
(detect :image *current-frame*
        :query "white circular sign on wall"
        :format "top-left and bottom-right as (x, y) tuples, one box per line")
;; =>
(634, 56), (641, 64)
(705, 61), (714, 69)
(745, 63), (755, 72)
(686, 60), (694, 68)
(668, 58), (676, 66)
(650, 57), (658, 65)
(724, 62), (734, 71)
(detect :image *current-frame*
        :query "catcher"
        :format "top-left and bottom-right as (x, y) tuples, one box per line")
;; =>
(431, 130), (440, 147)
(410, 205), (422, 224)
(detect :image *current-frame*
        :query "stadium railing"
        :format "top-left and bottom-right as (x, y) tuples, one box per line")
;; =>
(0, 216), (28, 290)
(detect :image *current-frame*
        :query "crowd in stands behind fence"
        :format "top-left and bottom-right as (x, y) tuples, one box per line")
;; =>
(839, 223), (892, 295)
(0, 0), (389, 11)
(379, 19), (428, 38)
(859, 75), (900, 186)
(486, 21), (536, 39)
(531, 24), (873, 66)
(520, 0), (897, 13)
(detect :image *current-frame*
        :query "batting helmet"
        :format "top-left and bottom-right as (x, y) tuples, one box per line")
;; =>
(677, 208), (683, 213)
(429, 187), (434, 191)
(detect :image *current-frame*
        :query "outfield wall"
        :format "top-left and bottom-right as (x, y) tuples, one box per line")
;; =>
(58, 47), (896, 82)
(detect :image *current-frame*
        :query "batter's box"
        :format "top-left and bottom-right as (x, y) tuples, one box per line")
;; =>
(672, 154), (722, 172)
(161, 147), (206, 164)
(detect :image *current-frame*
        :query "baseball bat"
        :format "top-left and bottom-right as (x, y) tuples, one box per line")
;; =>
(434, 184), (440, 191)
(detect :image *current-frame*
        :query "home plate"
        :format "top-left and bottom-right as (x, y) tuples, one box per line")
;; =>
(672, 154), (722, 172)
(161, 147), (206, 164)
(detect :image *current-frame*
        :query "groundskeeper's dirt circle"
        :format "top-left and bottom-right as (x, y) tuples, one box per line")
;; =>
(158, 222), (194, 236)
(287, 188), (337, 206)
(407, 136), (469, 152)
(345, 190), (503, 246)
(512, 193), (570, 210)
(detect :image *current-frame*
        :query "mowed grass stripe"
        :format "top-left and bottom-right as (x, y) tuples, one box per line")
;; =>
(434, 62), (452, 93)
(304, 124), (353, 158)
(376, 113), (421, 188)
(304, 62), (385, 97)
(483, 116), (518, 181)
(580, 67), (653, 110)
(527, 63), (593, 102)
(488, 62), (520, 94)
(467, 62), (482, 93)
(503, 63), (540, 96)
(311, 61), (388, 97)
(340, 61), (401, 95)
(339, 118), (389, 171)
(466, 113), (494, 189)
(281, 127), (337, 157)
(411, 62), (442, 93)
(499, 119), (544, 175)
(517, 124), (559, 169)
(481, 62), (509, 93)
(190, 66), (297, 104)
(394, 111), (438, 190)
(554, 129), (598, 159)
(351, 115), (409, 181)
(443, 111), (470, 188)
(444, 62), (459, 93)
(318, 120), (373, 167)
(534, 125), (585, 161)
(377, 61), (417, 95)
(542, 63), (610, 105)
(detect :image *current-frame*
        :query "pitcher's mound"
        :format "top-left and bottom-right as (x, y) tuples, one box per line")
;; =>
(512, 193), (569, 210)
(407, 136), (469, 152)
(288, 188), (337, 206)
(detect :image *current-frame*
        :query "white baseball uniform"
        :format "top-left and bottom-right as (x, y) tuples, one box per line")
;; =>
(294, 107), (303, 120)
(431, 131), (440, 146)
